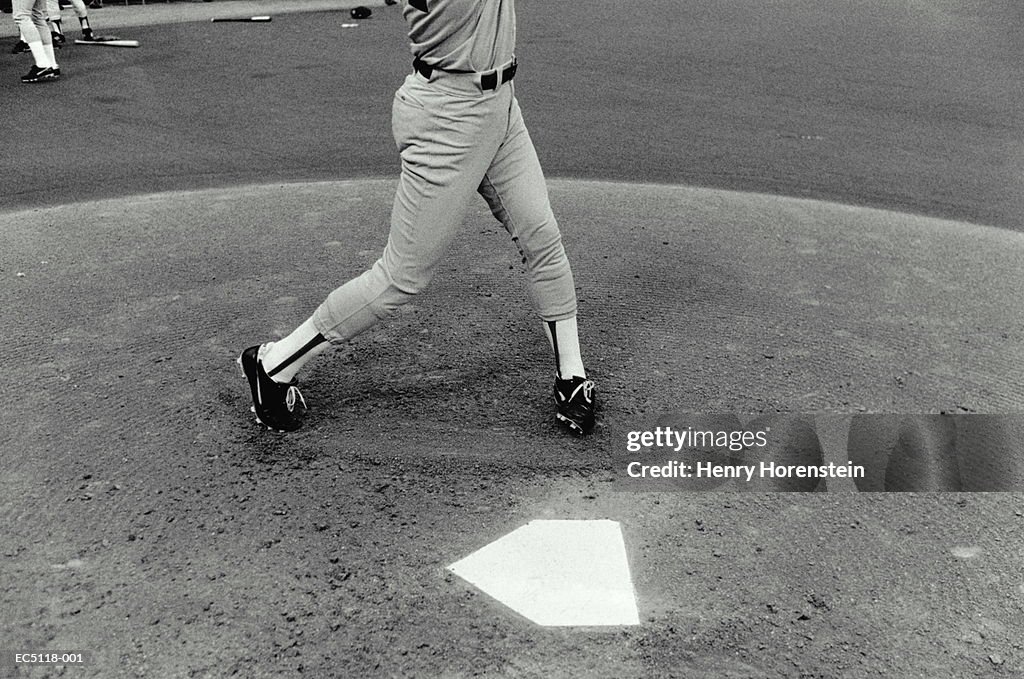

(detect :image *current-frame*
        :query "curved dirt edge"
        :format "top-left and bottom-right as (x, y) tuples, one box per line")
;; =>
(4, 177), (1022, 416)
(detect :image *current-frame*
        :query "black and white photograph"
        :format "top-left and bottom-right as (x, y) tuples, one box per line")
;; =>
(2, 0), (1023, 676)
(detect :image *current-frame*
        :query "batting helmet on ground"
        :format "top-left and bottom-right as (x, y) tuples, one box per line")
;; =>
(350, 6), (371, 19)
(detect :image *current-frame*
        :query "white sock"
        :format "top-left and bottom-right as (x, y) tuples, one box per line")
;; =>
(27, 41), (48, 68)
(43, 44), (58, 69)
(261, 317), (330, 383)
(544, 317), (586, 380)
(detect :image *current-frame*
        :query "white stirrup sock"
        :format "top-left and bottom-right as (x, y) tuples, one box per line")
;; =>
(43, 43), (58, 68)
(28, 41), (49, 67)
(261, 317), (330, 383)
(545, 317), (586, 380)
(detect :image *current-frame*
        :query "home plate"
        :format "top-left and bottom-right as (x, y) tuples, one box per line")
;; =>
(447, 519), (640, 626)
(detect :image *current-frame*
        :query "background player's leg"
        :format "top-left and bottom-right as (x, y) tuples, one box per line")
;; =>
(67, 0), (93, 39)
(45, 0), (64, 45)
(33, 0), (56, 64)
(14, 0), (58, 79)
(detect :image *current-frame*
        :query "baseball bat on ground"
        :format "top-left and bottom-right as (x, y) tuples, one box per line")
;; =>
(211, 15), (271, 22)
(75, 37), (139, 47)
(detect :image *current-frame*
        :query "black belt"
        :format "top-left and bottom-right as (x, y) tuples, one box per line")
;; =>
(412, 57), (518, 91)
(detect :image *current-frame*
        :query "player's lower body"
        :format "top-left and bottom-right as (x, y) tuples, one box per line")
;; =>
(13, 0), (59, 82)
(46, 0), (93, 44)
(241, 65), (597, 435)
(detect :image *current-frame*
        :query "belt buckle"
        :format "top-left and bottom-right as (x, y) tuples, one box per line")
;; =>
(478, 57), (516, 91)
(477, 68), (498, 91)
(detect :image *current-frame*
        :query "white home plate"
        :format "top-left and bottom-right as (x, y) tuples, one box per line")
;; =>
(447, 519), (640, 626)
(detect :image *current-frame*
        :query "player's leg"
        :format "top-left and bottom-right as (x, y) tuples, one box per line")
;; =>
(478, 98), (583, 380)
(11, 2), (32, 54)
(480, 176), (584, 376)
(45, 0), (64, 47)
(14, 0), (58, 81)
(36, 0), (59, 73)
(67, 0), (93, 40)
(477, 184), (587, 384)
(477, 90), (596, 434)
(242, 75), (505, 430)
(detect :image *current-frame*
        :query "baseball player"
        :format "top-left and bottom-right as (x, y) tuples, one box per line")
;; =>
(12, 0), (59, 82)
(240, 0), (597, 435)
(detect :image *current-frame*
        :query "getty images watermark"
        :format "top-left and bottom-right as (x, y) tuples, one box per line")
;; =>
(622, 423), (863, 486)
(613, 413), (1024, 492)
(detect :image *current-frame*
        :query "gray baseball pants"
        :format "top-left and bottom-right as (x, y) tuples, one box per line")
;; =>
(312, 69), (578, 343)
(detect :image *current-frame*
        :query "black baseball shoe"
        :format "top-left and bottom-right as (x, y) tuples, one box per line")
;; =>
(11, 40), (30, 54)
(80, 29), (95, 41)
(51, 32), (65, 47)
(554, 375), (596, 435)
(21, 65), (58, 83)
(238, 345), (307, 432)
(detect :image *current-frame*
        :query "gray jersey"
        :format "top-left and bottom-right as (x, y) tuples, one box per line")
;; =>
(404, 0), (515, 73)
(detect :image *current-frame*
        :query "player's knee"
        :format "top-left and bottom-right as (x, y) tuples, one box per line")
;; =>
(378, 257), (434, 297)
(358, 263), (431, 322)
(526, 232), (569, 272)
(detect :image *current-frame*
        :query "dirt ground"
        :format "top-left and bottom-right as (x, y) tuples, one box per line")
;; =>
(2, 2), (1024, 678)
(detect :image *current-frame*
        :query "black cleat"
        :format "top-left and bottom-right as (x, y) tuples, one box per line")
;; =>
(11, 40), (30, 54)
(21, 65), (58, 83)
(554, 375), (596, 435)
(238, 345), (306, 432)
(51, 32), (65, 47)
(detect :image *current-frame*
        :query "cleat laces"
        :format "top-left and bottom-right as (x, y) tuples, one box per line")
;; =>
(285, 385), (306, 412)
